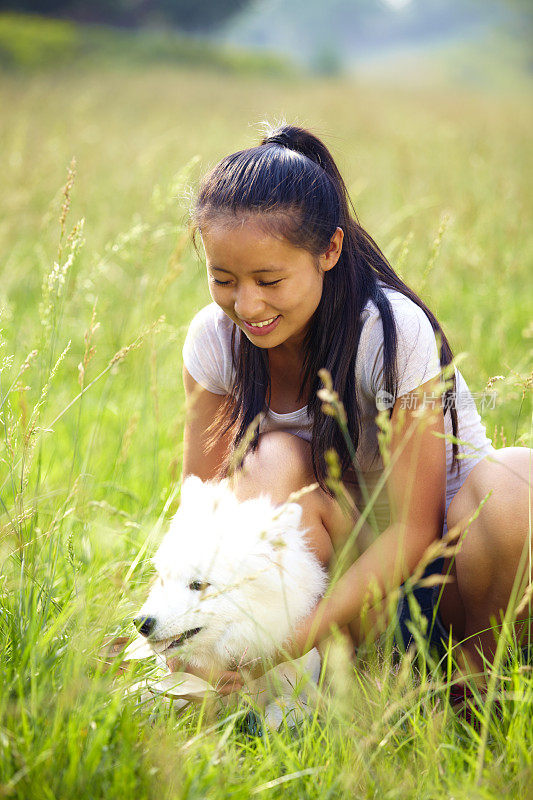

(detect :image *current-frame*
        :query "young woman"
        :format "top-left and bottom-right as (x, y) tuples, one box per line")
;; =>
(181, 124), (531, 691)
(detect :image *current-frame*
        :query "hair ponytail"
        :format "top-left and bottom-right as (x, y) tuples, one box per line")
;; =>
(261, 125), (343, 178)
(192, 124), (459, 492)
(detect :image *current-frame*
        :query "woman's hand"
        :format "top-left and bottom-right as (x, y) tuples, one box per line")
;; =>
(164, 610), (323, 696)
(212, 670), (246, 696)
(232, 616), (318, 683)
(167, 657), (249, 697)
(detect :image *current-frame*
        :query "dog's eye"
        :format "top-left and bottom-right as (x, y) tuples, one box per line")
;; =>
(188, 580), (210, 591)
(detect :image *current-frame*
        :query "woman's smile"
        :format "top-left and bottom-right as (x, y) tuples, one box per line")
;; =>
(240, 315), (281, 336)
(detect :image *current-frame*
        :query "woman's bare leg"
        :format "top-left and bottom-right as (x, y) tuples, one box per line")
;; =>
(440, 446), (533, 679)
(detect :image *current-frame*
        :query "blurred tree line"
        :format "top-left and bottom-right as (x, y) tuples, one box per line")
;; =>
(0, 0), (252, 31)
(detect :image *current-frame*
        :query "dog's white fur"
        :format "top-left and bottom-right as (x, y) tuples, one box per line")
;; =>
(136, 475), (327, 726)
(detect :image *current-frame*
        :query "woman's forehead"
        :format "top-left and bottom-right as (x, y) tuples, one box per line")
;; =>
(201, 218), (307, 270)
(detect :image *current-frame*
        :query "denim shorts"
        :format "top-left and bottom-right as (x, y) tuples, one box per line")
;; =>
(395, 556), (451, 662)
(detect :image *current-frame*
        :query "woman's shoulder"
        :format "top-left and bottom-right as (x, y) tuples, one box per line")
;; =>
(358, 283), (441, 398)
(182, 303), (235, 394)
(362, 283), (432, 330)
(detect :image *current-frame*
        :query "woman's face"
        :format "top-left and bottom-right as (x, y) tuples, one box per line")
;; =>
(200, 217), (343, 352)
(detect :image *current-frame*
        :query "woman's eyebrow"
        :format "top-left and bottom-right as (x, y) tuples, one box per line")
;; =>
(210, 266), (284, 274)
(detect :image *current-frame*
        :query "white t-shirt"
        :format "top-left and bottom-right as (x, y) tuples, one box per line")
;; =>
(183, 288), (494, 534)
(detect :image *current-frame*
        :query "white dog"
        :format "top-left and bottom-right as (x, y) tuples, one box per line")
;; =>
(133, 475), (327, 728)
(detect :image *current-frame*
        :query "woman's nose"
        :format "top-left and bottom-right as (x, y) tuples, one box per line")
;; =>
(233, 285), (264, 320)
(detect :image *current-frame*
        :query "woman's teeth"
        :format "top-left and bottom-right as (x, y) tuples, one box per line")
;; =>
(247, 317), (276, 328)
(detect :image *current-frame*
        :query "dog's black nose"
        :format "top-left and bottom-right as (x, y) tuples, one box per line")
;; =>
(134, 616), (156, 637)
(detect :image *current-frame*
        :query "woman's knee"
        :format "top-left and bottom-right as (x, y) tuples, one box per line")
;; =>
(233, 431), (317, 504)
(447, 446), (532, 612)
(232, 431), (334, 564)
(447, 447), (532, 539)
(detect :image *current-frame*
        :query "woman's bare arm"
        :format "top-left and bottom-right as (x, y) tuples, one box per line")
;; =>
(182, 366), (233, 482)
(288, 375), (447, 655)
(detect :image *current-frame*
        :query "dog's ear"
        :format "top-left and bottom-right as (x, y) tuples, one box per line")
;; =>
(180, 475), (204, 504)
(276, 502), (303, 529)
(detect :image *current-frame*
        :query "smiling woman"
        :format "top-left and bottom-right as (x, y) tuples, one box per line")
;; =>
(202, 220), (343, 346)
(180, 124), (532, 695)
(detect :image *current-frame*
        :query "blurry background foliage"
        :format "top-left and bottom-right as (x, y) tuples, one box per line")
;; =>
(0, 0), (251, 31)
(0, 10), (290, 73)
(0, 0), (531, 82)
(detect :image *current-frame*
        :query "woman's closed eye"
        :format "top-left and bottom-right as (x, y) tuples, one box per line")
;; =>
(258, 279), (282, 287)
(211, 278), (282, 287)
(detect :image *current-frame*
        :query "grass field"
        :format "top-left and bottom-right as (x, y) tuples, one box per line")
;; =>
(0, 54), (532, 799)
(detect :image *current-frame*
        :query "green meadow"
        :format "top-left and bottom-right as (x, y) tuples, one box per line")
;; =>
(0, 24), (532, 799)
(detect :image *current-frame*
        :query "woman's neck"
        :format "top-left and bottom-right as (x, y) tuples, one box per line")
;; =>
(268, 340), (304, 373)
(267, 344), (308, 414)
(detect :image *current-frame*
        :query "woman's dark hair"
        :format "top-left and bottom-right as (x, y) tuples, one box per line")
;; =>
(191, 124), (459, 493)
